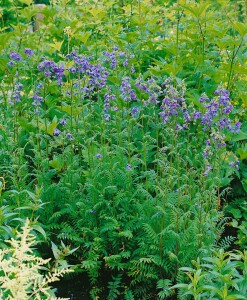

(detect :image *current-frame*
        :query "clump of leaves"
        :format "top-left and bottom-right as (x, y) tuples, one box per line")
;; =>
(172, 248), (247, 299)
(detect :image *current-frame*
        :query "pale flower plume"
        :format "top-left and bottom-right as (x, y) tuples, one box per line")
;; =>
(0, 219), (73, 299)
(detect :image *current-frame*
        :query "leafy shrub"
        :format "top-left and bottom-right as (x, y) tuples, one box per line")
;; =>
(172, 248), (247, 299)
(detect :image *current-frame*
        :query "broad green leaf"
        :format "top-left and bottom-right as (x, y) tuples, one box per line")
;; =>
(49, 157), (64, 172)
(19, 0), (33, 5)
(74, 32), (91, 45)
(58, 105), (82, 117)
(231, 132), (247, 142)
(171, 283), (188, 289)
(47, 118), (58, 136)
(233, 22), (247, 38)
(228, 208), (242, 219)
(51, 241), (59, 259)
(18, 118), (35, 133)
(180, 3), (211, 18)
(238, 146), (247, 160)
(48, 40), (63, 52)
(32, 224), (47, 239)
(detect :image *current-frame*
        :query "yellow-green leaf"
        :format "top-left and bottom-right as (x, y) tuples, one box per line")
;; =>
(48, 41), (63, 52)
(19, 0), (33, 6)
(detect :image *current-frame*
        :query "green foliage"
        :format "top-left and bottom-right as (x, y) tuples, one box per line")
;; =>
(172, 248), (247, 300)
(223, 122), (247, 251)
(226, 197), (247, 249)
(0, 0), (246, 298)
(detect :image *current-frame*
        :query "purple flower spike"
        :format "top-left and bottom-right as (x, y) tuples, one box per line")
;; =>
(199, 95), (210, 103)
(96, 153), (103, 159)
(120, 77), (137, 102)
(119, 51), (126, 58)
(175, 123), (183, 131)
(222, 105), (232, 114)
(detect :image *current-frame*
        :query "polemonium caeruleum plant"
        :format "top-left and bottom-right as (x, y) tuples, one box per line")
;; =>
(0, 48), (242, 299)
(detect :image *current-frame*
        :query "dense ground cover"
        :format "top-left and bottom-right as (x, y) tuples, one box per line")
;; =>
(0, 0), (247, 299)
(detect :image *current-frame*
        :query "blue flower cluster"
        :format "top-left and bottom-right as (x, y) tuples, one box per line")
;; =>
(66, 52), (109, 92)
(37, 60), (64, 85)
(103, 88), (116, 121)
(120, 77), (137, 102)
(8, 49), (34, 67)
(158, 78), (189, 126)
(9, 51), (22, 62)
(102, 46), (134, 69)
(6, 49), (241, 175)
(53, 118), (73, 139)
(32, 83), (43, 106)
(135, 75), (162, 106)
(11, 82), (24, 104)
(199, 88), (235, 131)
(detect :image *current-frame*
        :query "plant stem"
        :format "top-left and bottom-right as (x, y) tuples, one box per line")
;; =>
(227, 38), (243, 89)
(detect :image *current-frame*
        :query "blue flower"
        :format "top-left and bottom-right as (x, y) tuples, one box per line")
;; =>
(59, 118), (67, 126)
(53, 128), (61, 136)
(126, 164), (132, 171)
(203, 164), (212, 176)
(66, 133), (73, 139)
(10, 51), (22, 61)
(120, 77), (137, 102)
(123, 59), (128, 67)
(131, 107), (139, 118)
(24, 48), (34, 57)
(231, 121), (241, 133)
(104, 114), (110, 121)
(7, 60), (15, 67)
